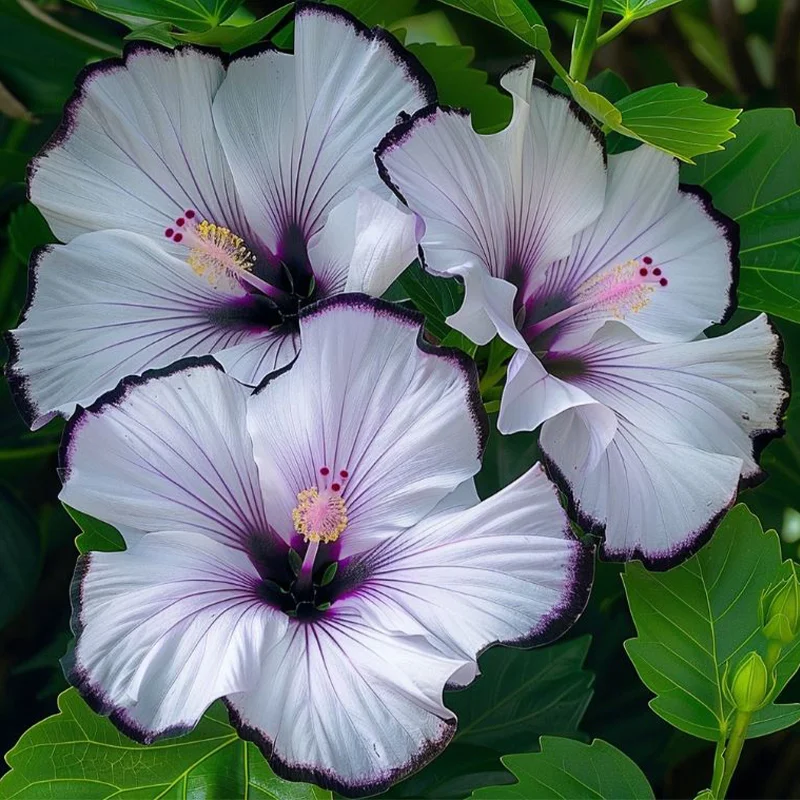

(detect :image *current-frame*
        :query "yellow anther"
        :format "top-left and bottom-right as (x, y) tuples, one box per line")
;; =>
(292, 488), (348, 544)
(187, 219), (257, 289)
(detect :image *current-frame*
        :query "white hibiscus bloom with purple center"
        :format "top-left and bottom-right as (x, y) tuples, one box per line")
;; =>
(377, 60), (788, 568)
(59, 296), (592, 796)
(8, 2), (430, 430)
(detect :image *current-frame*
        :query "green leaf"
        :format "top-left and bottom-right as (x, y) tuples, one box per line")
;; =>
(681, 109), (800, 324)
(623, 505), (800, 742)
(565, 79), (739, 163)
(0, 483), (39, 629)
(86, 0), (245, 32)
(175, 3), (292, 51)
(0, 150), (28, 185)
(469, 737), (655, 799)
(557, 0), (684, 19)
(387, 637), (594, 798)
(125, 20), (178, 45)
(384, 262), (463, 341)
(406, 43), (511, 133)
(433, 0), (550, 51)
(0, 689), (331, 799)
(64, 505), (126, 554)
(8, 203), (54, 265)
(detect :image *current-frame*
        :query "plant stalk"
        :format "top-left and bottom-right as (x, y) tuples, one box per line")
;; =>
(570, 0), (604, 82)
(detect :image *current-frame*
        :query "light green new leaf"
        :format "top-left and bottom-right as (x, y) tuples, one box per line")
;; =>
(469, 737), (654, 799)
(557, 0), (684, 19)
(387, 637), (594, 799)
(80, 0), (245, 32)
(0, 689), (332, 799)
(433, 0), (550, 51)
(681, 109), (800, 324)
(565, 79), (739, 163)
(175, 3), (291, 50)
(623, 505), (800, 742)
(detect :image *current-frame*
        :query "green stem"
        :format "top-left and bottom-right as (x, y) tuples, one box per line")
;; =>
(718, 710), (752, 799)
(569, 0), (604, 82)
(710, 734), (726, 797)
(765, 640), (782, 673)
(479, 366), (506, 396)
(596, 15), (634, 48)
(542, 48), (569, 83)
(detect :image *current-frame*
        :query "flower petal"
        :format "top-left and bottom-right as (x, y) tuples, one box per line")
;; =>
(66, 530), (284, 742)
(247, 296), (487, 557)
(540, 316), (787, 567)
(225, 610), (466, 797)
(537, 146), (736, 348)
(212, 4), (433, 255)
(308, 188), (419, 298)
(60, 360), (270, 547)
(7, 230), (278, 427)
(30, 45), (247, 246)
(356, 463), (593, 663)
(377, 66), (605, 286)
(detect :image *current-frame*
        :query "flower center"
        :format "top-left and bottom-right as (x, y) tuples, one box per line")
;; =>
(292, 488), (348, 544)
(523, 256), (668, 341)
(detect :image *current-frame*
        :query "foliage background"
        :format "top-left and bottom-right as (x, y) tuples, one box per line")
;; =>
(0, 0), (799, 797)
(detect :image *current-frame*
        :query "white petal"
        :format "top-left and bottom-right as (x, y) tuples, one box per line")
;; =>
(499, 348), (618, 438)
(30, 45), (246, 246)
(540, 316), (786, 566)
(7, 231), (275, 427)
(356, 463), (592, 663)
(213, 327), (300, 387)
(377, 73), (605, 285)
(68, 531), (284, 741)
(307, 188), (419, 298)
(247, 296), (486, 558)
(538, 146), (736, 348)
(212, 5), (432, 256)
(226, 611), (466, 797)
(60, 361), (270, 547)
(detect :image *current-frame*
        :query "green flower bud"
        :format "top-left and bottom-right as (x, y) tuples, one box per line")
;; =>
(763, 573), (800, 645)
(727, 652), (771, 712)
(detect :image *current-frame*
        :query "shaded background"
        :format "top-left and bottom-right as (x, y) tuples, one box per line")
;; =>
(1, 0), (799, 797)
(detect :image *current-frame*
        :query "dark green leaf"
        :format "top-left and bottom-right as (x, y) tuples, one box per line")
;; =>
(475, 413), (540, 498)
(0, 689), (332, 798)
(388, 637), (594, 798)
(433, 0), (550, 51)
(125, 20), (178, 45)
(681, 109), (800, 324)
(385, 262), (463, 341)
(623, 505), (800, 741)
(88, 0), (245, 32)
(406, 43), (511, 133)
(8, 203), (54, 265)
(0, 483), (39, 629)
(469, 737), (655, 799)
(0, 150), (29, 185)
(64, 505), (126, 554)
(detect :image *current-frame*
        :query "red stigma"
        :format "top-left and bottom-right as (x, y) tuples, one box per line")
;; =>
(639, 268), (648, 276)
(339, 470), (349, 479)
(320, 467), (330, 476)
(164, 228), (174, 238)
(185, 209), (196, 219)
(173, 233), (183, 243)
(653, 267), (662, 276)
(331, 483), (341, 492)
(643, 256), (653, 265)
(176, 217), (185, 227)
(660, 278), (668, 286)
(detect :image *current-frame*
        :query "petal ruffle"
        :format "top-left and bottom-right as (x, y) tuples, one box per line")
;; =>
(247, 296), (487, 557)
(7, 230), (280, 427)
(60, 360), (270, 547)
(67, 530), (284, 742)
(212, 4), (433, 255)
(540, 316), (787, 567)
(30, 45), (247, 247)
(356, 463), (593, 662)
(225, 610), (466, 798)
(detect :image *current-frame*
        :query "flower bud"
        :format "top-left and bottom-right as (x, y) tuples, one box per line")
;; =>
(763, 573), (800, 645)
(727, 652), (771, 712)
